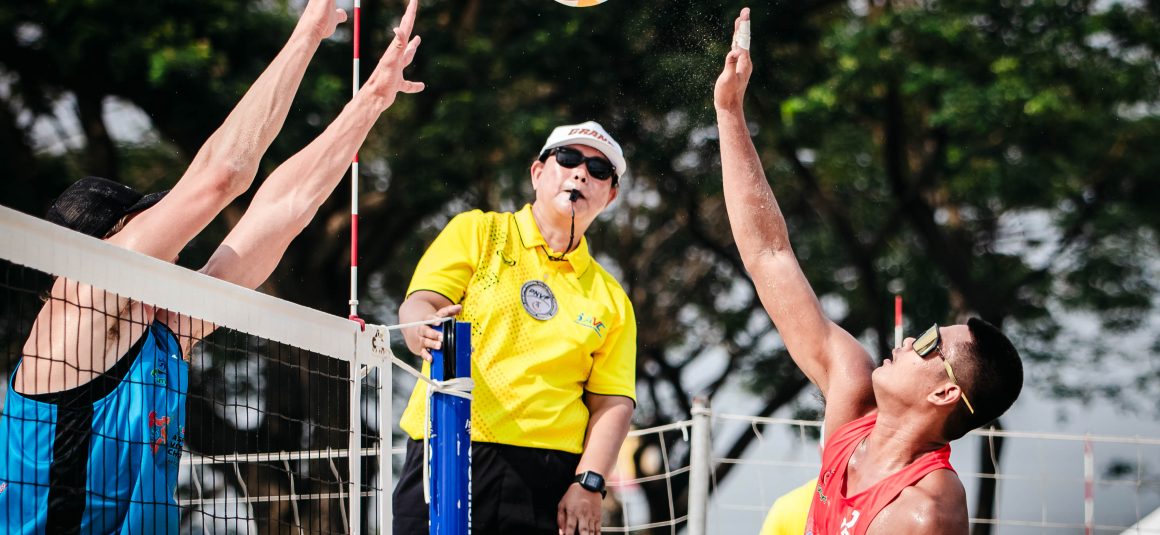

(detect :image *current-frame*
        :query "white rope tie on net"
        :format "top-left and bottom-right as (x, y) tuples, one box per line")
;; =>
(382, 317), (457, 332)
(380, 317), (476, 505)
(421, 376), (474, 505)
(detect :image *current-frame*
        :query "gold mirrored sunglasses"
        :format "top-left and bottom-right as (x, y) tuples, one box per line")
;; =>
(913, 323), (975, 415)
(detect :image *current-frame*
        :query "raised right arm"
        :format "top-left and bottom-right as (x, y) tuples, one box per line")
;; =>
(714, 9), (875, 439)
(16, 1), (347, 393)
(107, 0), (347, 261)
(171, 0), (426, 355)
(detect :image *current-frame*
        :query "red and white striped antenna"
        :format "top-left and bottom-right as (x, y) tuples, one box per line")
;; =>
(349, 0), (363, 327)
(894, 295), (903, 349)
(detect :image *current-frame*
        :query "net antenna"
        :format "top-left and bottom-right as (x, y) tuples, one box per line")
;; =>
(894, 295), (903, 349)
(348, 0), (363, 327)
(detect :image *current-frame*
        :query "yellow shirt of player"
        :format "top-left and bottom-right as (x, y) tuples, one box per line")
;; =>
(760, 478), (816, 535)
(399, 205), (637, 453)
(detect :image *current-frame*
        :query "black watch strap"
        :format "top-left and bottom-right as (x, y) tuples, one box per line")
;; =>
(574, 471), (607, 498)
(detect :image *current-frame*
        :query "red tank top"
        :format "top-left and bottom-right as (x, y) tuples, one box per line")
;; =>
(805, 413), (954, 535)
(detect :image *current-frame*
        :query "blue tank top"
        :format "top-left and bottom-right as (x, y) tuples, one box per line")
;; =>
(0, 320), (188, 534)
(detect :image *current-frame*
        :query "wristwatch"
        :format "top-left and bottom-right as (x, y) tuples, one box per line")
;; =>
(574, 471), (607, 498)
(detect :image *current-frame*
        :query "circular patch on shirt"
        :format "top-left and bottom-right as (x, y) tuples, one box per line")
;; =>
(520, 280), (558, 321)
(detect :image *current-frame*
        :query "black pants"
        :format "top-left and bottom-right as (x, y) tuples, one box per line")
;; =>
(393, 439), (581, 535)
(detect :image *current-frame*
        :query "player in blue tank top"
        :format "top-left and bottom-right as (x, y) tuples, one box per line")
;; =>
(0, 321), (187, 533)
(0, 0), (426, 531)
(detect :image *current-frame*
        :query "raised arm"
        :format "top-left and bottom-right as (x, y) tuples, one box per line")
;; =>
(714, 9), (875, 437)
(197, 0), (424, 292)
(161, 0), (424, 353)
(107, 0), (348, 261)
(16, 0), (349, 393)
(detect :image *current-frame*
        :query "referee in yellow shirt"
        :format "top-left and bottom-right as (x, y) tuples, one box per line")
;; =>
(393, 121), (637, 535)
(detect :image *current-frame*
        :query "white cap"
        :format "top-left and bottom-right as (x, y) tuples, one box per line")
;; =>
(539, 121), (628, 180)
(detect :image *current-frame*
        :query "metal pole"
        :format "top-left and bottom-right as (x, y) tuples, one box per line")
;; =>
(688, 396), (712, 535)
(379, 361), (393, 532)
(430, 321), (472, 535)
(349, 361), (362, 534)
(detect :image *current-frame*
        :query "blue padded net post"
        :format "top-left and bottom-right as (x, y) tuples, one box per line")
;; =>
(429, 320), (471, 535)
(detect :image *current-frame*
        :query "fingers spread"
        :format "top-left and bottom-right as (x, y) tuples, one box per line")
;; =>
(404, 35), (422, 64)
(401, 80), (425, 93)
(400, 0), (420, 34)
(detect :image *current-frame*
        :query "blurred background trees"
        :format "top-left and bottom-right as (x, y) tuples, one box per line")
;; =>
(2, 0), (1158, 531)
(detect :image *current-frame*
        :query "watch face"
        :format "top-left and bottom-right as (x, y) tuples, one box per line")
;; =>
(580, 471), (604, 491)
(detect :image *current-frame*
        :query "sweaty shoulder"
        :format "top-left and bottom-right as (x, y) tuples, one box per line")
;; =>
(868, 469), (968, 535)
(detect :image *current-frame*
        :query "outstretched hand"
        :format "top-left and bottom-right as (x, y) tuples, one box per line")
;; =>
(713, 7), (753, 112)
(299, 0), (348, 42)
(366, 0), (425, 109)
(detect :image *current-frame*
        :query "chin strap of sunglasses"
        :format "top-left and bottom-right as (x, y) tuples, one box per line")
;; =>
(546, 190), (580, 262)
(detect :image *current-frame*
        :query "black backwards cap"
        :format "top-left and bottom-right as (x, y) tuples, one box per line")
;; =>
(46, 176), (169, 238)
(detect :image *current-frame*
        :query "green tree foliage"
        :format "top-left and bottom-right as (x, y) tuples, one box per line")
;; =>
(2, 0), (1159, 531)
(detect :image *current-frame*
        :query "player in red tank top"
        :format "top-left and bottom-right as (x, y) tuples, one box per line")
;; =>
(714, 8), (1025, 534)
(806, 414), (955, 534)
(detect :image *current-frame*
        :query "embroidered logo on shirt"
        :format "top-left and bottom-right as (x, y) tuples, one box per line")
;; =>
(520, 280), (558, 320)
(816, 470), (832, 504)
(149, 411), (171, 455)
(167, 425), (186, 465)
(0, 482), (7, 495)
(151, 359), (168, 386)
(574, 313), (607, 337)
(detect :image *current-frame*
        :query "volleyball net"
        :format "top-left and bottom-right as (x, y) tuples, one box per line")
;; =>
(4, 200), (1159, 534)
(0, 204), (399, 533)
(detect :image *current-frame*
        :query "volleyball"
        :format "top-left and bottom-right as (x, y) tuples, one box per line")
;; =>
(553, 0), (608, 7)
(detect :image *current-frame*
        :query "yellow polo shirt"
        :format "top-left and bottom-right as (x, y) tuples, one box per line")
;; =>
(399, 205), (637, 453)
(759, 478), (816, 535)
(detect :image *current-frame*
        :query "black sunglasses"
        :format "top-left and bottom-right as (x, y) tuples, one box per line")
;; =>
(542, 147), (618, 182)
